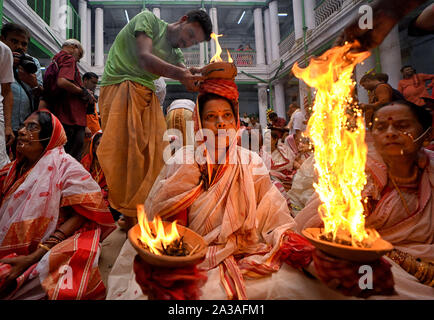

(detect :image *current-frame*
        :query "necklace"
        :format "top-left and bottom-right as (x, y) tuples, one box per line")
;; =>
(388, 166), (418, 217)
(388, 165), (418, 185)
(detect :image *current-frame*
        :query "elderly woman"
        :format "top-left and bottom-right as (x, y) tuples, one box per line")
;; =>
(0, 111), (115, 300)
(295, 100), (434, 297)
(106, 80), (318, 300)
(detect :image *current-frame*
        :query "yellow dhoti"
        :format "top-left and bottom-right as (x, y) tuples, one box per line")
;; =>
(97, 81), (168, 217)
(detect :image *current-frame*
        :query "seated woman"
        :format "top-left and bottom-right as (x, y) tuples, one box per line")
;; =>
(106, 80), (317, 300)
(81, 130), (108, 207)
(287, 153), (316, 215)
(0, 111), (115, 300)
(295, 100), (434, 296)
(260, 128), (296, 207)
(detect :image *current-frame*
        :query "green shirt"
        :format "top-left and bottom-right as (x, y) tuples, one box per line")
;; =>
(101, 10), (184, 91)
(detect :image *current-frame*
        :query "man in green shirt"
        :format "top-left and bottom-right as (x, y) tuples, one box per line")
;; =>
(97, 9), (212, 229)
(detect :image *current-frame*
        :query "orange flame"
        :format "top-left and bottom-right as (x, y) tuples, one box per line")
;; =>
(292, 42), (376, 246)
(226, 49), (233, 63)
(137, 204), (180, 255)
(210, 33), (233, 63)
(210, 33), (223, 63)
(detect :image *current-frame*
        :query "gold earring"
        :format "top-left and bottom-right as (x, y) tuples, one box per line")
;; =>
(423, 140), (429, 147)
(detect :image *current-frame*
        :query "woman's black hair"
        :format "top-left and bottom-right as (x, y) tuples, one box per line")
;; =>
(35, 111), (53, 149)
(198, 93), (236, 119)
(373, 100), (432, 131)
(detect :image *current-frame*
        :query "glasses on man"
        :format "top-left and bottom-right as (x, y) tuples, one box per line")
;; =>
(19, 122), (41, 132)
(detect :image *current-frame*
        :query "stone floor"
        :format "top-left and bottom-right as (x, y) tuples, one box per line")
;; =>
(99, 225), (127, 286)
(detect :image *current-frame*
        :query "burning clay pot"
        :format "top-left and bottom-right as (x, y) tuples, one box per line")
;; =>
(129, 222), (208, 268)
(201, 61), (237, 80)
(302, 227), (393, 263)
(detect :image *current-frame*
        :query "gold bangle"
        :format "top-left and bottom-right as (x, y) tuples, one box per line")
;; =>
(38, 243), (51, 251)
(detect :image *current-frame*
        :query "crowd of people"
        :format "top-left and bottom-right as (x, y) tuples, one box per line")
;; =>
(0, 1), (433, 300)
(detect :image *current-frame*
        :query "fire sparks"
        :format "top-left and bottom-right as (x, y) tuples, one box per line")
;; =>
(292, 42), (378, 247)
(136, 204), (181, 255)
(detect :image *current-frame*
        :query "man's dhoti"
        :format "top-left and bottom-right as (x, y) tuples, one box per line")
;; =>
(97, 81), (168, 217)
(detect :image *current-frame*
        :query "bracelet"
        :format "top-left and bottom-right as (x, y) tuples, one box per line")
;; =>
(38, 243), (51, 251)
(49, 234), (64, 242)
(55, 229), (67, 240)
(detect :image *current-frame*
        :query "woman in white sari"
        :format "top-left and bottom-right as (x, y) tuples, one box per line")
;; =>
(296, 100), (434, 296)
(106, 79), (321, 300)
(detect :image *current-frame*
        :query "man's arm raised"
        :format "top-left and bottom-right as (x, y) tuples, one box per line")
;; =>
(136, 32), (203, 92)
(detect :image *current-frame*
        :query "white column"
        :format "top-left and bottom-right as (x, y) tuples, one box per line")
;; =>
(50, 0), (60, 32)
(51, 0), (67, 39)
(78, 0), (88, 64)
(209, 8), (218, 57)
(355, 53), (376, 104)
(253, 8), (265, 66)
(258, 83), (268, 129)
(263, 9), (272, 65)
(200, 43), (206, 66)
(269, 1), (280, 62)
(152, 7), (160, 19)
(274, 81), (286, 119)
(379, 26), (402, 89)
(86, 8), (92, 65)
(95, 7), (104, 67)
(304, 0), (316, 31)
(292, 0), (303, 40)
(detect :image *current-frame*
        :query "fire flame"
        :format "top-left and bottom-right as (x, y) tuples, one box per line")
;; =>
(210, 33), (233, 63)
(226, 49), (233, 63)
(210, 33), (223, 63)
(292, 42), (377, 246)
(137, 204), (180, 255)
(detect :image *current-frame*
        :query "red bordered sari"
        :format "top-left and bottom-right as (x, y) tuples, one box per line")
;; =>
(144, 80), (297, 299)
(0, 111), (115, 299)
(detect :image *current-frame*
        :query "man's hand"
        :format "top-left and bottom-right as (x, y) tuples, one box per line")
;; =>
(81, 88), (97, 104)
(5, 126), (14, 148)
(334, 0), (429, 51)
(12, 52), (21, 68)
(188, 67), (203, 75)
(17, 66), (38, 88)
(179, 69), (204, 92)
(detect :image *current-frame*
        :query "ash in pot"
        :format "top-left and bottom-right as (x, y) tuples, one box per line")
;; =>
(138, 236), (189, 256)
(319, 228), (378, 248)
